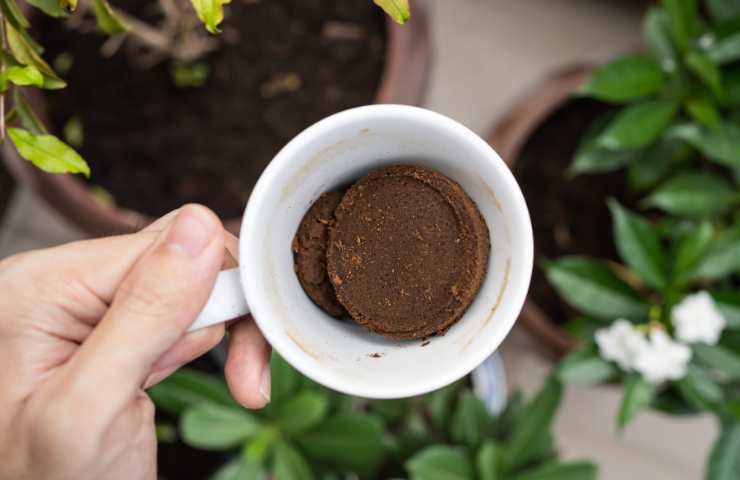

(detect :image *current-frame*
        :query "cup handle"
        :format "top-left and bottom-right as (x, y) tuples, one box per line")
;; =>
(188, 268), (250, 332)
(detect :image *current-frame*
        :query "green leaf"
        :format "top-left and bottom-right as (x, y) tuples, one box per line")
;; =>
(618, 375), (655, 430)
(371, 399), (409, 423)
(608, 199), (667, 288)
(557, 346), (617, 385)
(12, 89), (45, 135)
(597, 100), (677, 150)
(673, 220), (713, 285)
(543, 257), (648, 321)
(8, 127), (89, 177)
(644, 172), (737, 217)
(707, 32), (740, 65)
(0, 0), (29, 29)
(644, 7), (678, 71)
(664, 0), (699, 51)
(450, 390), (492, 449)
(181, 403), (261, 450)
(707, 423), (740, 480)
(273, 441), (314, 480)
(578, 55), (664, 103)
(405, 446), (473, 480)
(513, 462), (597, 480)
(707, 0), (740, 22)
(190, 0), (231, 34)
(492, 391), (524, 439)
(147, 367), (238, 416)
(211, 457), (265, 480)
(0, 64), (43, 91)
(670, 123), (740, 168)
(25, 0), (68, 17)
(676, 364), (725, 410)
(271, 353), (299, 406)
(507, 379), (563, 469)
(92, 0), (128, 34)
(695, 225), (740, 279)
(373, 0), (410, 24)
(476, 442), (501, 480)
(686, 50), (722, 95)
(569, 111), (636, 175)
(712, 292), (740, 329)
(427, 382), (460, 432)
(296, 414), (385, 475)
(277, 391), (329, 435)
(627, 137), (690, 191)
(5, 23), (64, 89)
(244, 426), (278, 465)
(685, 96), (721, 126)
(693, 343), (740, 380)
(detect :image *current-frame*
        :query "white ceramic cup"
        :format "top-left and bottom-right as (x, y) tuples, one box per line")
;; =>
(189, 105), (533, 399)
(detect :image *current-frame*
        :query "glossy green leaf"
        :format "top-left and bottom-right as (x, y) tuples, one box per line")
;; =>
(8, 127), (89, 177)
(0, 64), (42, 91)
(492, 391), (524, 439)
(296, 414), (384, 474)
(609, 199), (666, 288)
(190, 0), (231, 34)
(712, 292), (740, 329)
(693, 343), (740, 380)
(26, 0), (68, 17)
(513, 462), (597, 480)
(273, 441), (314, 480)
(686, 50), (722, 95)
(627, 137), (690, 191)
(277, 391), (329, 435)
(578, 55), (664, 103)
(476, 442), (501, 480)
(569, 111), (636, 175)
(543, 257), (648, 321)
(147, 367), (238, 416)
(644, 7), (678, 70)
(670, 123), (740, 168)
(617, 374), (656, 430)
(427, 382), (460, 432)
(450, 390), (492, 449)
(597, 100), (677, 150)
(557, 346), (617, 385)
(92, 0), (128, 34)
(244, 426), (277, 465)
(673, 220), (713, 285)
(707, 423), (740, 480)
(664, 0), (699, 50)
(0, 0), (29, 29)
(676, 364), (724, 410)
(644, 172), (737, 217)
(694, 225), (740, 279)
(181, 403), (261, 450)
(373, 0), (410, 24)
(405, 446), (473, 480)
(685, 96), (721, 126)
(507, 379), (562, 469)
(5, 23), (64, 89)
(707, 32), (740, 65)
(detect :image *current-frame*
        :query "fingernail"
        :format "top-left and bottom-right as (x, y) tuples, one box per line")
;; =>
(166, 206), (217, 257)
(259, 362), (271, 404)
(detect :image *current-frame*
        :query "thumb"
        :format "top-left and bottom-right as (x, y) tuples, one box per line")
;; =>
(69, 205), (225, 398)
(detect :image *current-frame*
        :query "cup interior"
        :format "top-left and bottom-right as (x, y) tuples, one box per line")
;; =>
(241, 105), (533, 398)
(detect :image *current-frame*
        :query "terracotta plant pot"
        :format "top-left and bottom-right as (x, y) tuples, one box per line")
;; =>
(487, 65), (600, 359)
(2, 1), (432, 237)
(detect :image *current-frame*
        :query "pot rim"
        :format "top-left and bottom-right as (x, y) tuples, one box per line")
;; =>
(485, 64), (596, 359)
(2, 0), (432, 236)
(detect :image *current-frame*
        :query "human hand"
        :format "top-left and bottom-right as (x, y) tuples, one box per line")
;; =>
(0, 205), (271, 480)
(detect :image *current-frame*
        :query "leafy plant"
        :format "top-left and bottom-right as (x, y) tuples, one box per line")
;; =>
(0, 0), (409, 176)
(149, 355), (596, 479)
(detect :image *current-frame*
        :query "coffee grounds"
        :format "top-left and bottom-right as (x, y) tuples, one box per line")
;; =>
(292, 191), (348, 317)
(326, 166), (489, 340)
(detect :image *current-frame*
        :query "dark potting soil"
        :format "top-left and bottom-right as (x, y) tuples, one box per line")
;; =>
(0, 161), (13, 220)
(38, 0), (385, 219)
(513, 99), (632, 326)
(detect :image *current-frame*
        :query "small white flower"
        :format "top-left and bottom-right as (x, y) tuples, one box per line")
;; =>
(595, 319), (649, 370)
(671, 291), (726, 345)
(633, 329), (692, 384)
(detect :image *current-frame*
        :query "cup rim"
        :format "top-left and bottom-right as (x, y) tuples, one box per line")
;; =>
(240, 104), (533, 398)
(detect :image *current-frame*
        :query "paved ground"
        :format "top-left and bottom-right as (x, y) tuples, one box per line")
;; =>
(0, 1), (715, 478)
